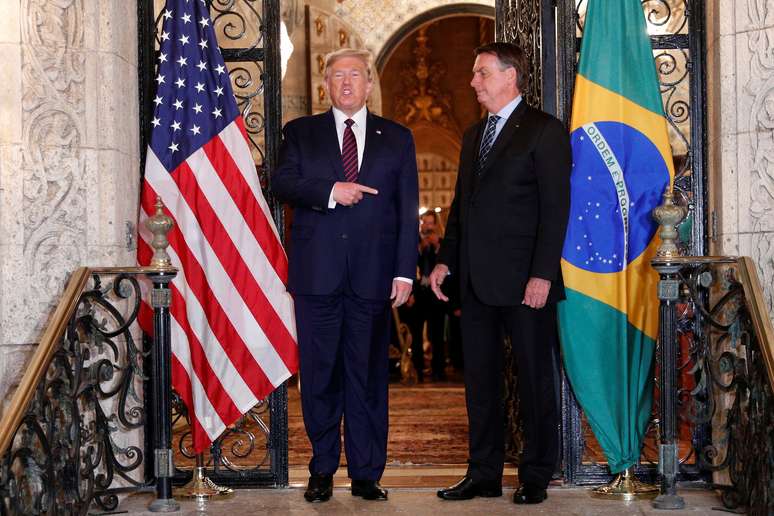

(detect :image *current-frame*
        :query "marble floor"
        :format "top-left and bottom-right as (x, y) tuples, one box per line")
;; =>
(118, 485), (729, 515)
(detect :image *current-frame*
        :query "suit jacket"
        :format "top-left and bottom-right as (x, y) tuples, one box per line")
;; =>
(438, 101), (572, 306)
(271, 109), (419, 300)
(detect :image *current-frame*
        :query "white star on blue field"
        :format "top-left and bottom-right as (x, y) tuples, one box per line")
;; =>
(563, 122), (669, 274)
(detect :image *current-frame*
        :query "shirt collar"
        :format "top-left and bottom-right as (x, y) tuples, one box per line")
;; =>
(332, 105), (368, 128)
(489, 95), (522, 121)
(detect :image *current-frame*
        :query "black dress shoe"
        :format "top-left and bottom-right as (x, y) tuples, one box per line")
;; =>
(437, 476), (502, 500)
(304, 474), (333, 503)
(351, 479), (388, 500)
(512, 484), (547, 504)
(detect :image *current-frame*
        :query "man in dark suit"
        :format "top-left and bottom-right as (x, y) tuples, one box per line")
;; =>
(272, 48), (419, 503)
(430, 42), (571, 505)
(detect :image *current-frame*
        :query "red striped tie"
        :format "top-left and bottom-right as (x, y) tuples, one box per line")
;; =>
(342, 118), (358, 182)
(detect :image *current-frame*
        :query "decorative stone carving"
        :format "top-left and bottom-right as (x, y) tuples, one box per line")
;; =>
(741, 2), (774, 313)
(20, 0), (87, 333)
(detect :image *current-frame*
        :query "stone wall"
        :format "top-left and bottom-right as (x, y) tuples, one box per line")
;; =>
(708, 0), (774, 313)
(0, 0), (140, 402)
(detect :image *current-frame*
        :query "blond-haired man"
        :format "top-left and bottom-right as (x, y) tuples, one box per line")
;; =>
(272, 48), (419, 503)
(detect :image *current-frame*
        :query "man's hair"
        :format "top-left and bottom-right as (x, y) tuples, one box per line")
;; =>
(323, 48), (374, 81)
(474, 42), (529, 92)
(421, 210), (439, 223)
(420, 210), (444, 236)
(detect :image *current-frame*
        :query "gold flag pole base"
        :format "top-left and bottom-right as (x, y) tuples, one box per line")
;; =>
(589, 466), (659, 502)
(174, 454), (234, 500)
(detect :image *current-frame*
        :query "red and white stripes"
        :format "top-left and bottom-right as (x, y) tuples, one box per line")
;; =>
(138, 117), (297, 452)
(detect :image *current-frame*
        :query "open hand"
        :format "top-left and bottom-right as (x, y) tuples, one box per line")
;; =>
(429, 264), (450, 302)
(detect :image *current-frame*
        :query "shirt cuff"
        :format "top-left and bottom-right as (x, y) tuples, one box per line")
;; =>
(394, 277), (413, 285)
(328, 186), (337, 209)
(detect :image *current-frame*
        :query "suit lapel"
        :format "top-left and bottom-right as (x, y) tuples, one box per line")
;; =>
(322, 109), (346, 181)
(357, 111), (380, 185)
(477, 101), (529, 178)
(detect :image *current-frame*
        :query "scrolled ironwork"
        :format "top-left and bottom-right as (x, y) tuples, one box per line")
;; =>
(574, 0), (687, 35)
(642, 0), (673, 28)
(0, 271), (150, 515)
(654, 257), (774, 514)
(495, 0), (542, 107)
(209, 0), (264, 51)
(171, 393), (272, 480)
(228, 61), (268, 174)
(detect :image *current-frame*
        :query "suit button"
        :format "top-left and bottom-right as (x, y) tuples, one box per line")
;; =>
(341, 233), (348, 239)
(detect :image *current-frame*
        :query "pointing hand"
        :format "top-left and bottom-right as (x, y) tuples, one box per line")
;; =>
(333, 182), (378, 206)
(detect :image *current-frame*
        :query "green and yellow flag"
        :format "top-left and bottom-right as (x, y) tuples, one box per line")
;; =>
(558, 0), (673, 473)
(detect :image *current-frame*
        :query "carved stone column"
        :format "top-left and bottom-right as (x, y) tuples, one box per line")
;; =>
(0, 1), (140, 410)
(708, 0), (774, 317)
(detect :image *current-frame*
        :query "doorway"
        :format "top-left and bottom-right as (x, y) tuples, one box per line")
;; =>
(281, 4), (500, 487)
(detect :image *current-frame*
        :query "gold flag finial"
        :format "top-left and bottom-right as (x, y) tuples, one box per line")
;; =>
(145, 196), (175, 271)
(652, 188), (687, 259)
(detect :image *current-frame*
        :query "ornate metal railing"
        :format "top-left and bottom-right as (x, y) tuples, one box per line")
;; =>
(653, 255), (774, 513)
(0, 266), (176, 515)
(0, 202), (179, 515)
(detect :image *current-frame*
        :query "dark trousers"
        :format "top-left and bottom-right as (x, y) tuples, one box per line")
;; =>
(461, 288), (559, 489)
(447, 311), (463, 370)
(294, 280), (390, 481)
(408, 287), (446, 379)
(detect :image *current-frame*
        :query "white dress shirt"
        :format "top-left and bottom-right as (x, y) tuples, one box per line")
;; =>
(328, 106), (412, 287)
(333, 105), (367, 168)
(328, 105), (368, 209)
(488, 94), (522, 143)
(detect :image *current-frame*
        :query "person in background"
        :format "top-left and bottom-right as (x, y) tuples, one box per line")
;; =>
(409, 211), (448, 381)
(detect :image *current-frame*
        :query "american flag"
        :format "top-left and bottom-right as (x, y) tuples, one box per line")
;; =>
(137, 0), (298, 453)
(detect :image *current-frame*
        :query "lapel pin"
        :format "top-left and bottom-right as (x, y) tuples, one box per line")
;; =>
(376, 129), (382, 134)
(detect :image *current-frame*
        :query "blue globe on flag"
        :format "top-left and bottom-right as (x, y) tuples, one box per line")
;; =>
(562, 121), (670, 274)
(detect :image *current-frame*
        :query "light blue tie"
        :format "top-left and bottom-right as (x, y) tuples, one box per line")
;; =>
(476, 115), (500, 175)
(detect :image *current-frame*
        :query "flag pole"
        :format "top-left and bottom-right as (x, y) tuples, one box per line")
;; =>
(146, 197), (181, 513)
(651, 188), (688, 510)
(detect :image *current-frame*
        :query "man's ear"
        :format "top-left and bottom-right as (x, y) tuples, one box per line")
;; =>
(323, 77), (331, 97)
(507, 67), (519, 87)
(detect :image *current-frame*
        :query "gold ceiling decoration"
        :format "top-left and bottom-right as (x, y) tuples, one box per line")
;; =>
(396, 26), (459, 135)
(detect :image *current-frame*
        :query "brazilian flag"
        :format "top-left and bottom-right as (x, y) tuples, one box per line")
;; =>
(558, 0), (673, 474)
